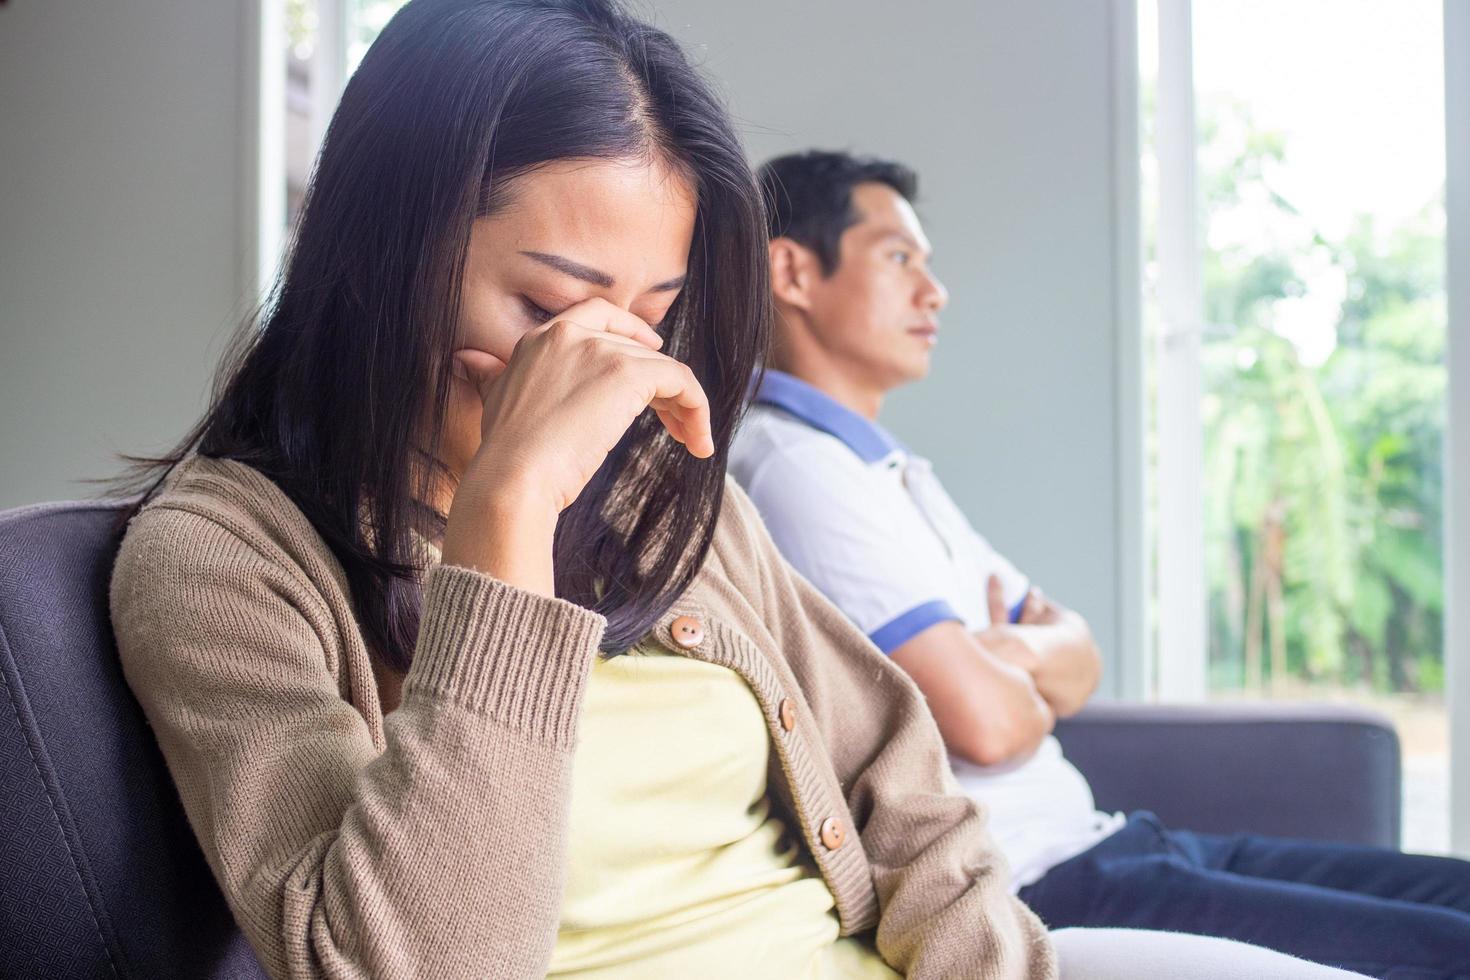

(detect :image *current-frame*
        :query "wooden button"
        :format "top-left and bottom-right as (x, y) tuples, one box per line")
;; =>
(819, 816), (846, 851)
(778, 697), (796, 732)
(669, 615), (705, 649)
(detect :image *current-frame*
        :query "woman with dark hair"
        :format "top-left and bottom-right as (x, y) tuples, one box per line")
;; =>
(107, 1), (1056, 976)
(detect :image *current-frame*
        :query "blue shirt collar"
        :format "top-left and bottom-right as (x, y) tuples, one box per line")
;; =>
(752, 369), (905, 464)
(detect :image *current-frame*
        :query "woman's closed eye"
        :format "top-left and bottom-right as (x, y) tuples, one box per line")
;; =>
(522, 295), (668, 330)
(522, 296), (558, 324)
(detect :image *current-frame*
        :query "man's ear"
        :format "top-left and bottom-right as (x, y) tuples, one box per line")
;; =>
(769, 237), (819, 312)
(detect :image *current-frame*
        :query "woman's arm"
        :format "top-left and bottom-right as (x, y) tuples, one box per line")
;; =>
(112, 505), (606, 979)
(714, 481), (1057, 980)
(113, 298), (709, 978)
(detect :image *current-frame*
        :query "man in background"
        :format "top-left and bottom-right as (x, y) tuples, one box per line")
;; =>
(728, 149), (1470, 974)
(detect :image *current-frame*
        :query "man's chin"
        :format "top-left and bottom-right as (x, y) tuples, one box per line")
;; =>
(906, 347), (935, 378)
(883, 354), (932, 389)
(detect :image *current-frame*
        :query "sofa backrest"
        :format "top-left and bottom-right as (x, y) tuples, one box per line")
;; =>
(0, 499), (264, 978)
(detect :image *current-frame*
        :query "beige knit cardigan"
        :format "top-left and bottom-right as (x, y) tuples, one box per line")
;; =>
(108, 454), (1056, 980)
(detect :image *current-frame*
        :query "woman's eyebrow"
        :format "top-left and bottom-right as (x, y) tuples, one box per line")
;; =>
(521, 250), (614, 287)
(648, 273), (687, 292)
(520, 250), (685, 293)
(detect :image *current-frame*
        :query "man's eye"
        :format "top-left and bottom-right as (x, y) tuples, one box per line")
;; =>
(522, 297), (557, 323)
(891, 251), (911, 265)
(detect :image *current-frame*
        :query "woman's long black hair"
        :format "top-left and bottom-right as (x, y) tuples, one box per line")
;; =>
(114, 0), (771, 664)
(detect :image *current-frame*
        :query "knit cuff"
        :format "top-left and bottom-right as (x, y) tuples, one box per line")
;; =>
(405, 564), (608, 747)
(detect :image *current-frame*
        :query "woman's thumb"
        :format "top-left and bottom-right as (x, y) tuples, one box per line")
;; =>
(452, 348), (508, 390)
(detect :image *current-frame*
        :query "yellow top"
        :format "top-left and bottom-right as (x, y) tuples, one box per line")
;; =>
(548, 645), (900, 979)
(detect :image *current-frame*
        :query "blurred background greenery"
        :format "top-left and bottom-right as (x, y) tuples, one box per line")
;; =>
(1196, 96), (1445, 699)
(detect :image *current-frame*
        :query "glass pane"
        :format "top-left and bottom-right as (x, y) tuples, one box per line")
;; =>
(285, 0), (318, 232)
(1190, 1), (1447, 853)
(347, 0), (410, 75)
(283, 1), (410, 238)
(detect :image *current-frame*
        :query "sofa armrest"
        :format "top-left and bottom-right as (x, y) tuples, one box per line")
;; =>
(1053, 701), (1401, 848)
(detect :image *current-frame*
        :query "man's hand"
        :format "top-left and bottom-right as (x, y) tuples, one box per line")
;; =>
(975, 575), (1102, 718)
(993, 575), (1059, 627)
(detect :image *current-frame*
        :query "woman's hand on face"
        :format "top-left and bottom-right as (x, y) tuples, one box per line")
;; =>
(439, 297), (713, 594)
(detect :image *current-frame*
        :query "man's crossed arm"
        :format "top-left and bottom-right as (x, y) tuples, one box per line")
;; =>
(890, 578), (1101, 769)
(976, 575), (1102, 719)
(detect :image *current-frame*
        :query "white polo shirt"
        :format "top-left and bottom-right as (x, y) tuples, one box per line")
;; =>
(729, 369), (1123, 891)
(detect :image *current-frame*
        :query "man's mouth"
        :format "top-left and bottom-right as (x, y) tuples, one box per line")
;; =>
(907, 323), (939, 345)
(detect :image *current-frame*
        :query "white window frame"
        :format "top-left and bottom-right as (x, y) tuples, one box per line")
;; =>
(239, 0), (286, 305)
(1443, 0), (1470, 857)
(1149, 0), (1208, 701)
(241, 0), (353, 299)
(1109, 0), (1151, 702)
(308, 0), (351, 162)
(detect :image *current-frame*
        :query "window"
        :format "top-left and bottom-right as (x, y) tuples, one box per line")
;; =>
(284, 0), (409, 236)
(1140, 0), (1451, 853)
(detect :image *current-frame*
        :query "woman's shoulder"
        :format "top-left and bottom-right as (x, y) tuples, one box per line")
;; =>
(131, 454), (308, 540)
(112, 454), (347, 627)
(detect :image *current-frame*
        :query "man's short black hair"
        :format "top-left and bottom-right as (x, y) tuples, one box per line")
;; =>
(757, 150), (919, 275)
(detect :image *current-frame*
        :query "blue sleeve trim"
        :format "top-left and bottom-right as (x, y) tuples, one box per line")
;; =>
(1008, 581), (1032, 624)
(869, 599), (963, 655)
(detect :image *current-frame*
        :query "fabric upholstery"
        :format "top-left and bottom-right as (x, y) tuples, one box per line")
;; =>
(0, 499), (263, 979)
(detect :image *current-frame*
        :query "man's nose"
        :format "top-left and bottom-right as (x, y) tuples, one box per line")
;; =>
(920, 271), (949, 312)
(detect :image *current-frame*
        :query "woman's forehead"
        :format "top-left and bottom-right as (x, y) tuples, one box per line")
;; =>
(489, 158), (696, 285)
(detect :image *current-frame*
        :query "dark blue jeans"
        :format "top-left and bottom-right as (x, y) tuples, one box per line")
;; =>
(1018, 812), (1470, 979)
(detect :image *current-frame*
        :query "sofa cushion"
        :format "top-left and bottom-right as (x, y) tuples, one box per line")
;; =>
(0, 499), (263, 979)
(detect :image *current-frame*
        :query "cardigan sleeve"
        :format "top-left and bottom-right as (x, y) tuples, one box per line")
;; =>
(714, 479), (1058, 980)
(110, 504), (606, 980)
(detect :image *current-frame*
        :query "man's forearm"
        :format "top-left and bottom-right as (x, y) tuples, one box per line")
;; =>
(895, 622), (1056, 767)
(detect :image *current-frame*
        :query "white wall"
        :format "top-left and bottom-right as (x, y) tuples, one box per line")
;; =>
(655, 0), (1137, 689)
(0, 1), (254, 510)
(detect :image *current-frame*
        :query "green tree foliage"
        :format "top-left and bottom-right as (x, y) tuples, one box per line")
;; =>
(1200, 98), (1445, 694)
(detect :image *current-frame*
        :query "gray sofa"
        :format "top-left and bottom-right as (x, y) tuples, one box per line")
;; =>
(0, 498), (1402, 978)
(1056, 700), (1400, 847)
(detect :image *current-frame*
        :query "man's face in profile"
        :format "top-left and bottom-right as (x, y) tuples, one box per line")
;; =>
(805, 182), (949, 390)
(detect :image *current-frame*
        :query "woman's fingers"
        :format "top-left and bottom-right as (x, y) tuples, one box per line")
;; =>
(557, 332), (710, 457)
(642, 358), (713, 458)
(653, 406), (688, 445)
(460, 297), (663, 397)
(450, 299), (706, 537)
(549, 296), (665, 350)
(452, 348), (509, 398)
(466, 302), (710, 460)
